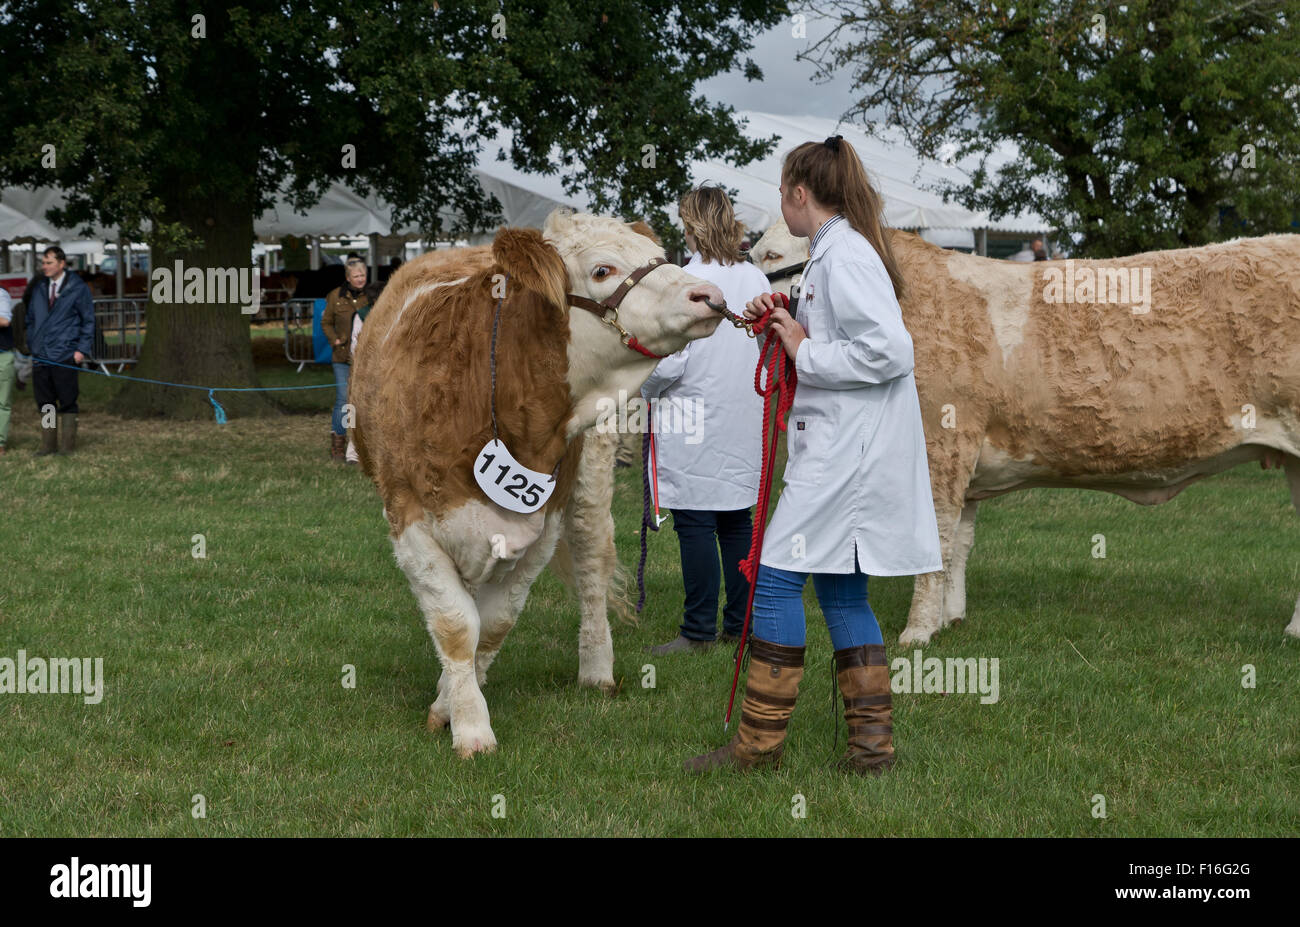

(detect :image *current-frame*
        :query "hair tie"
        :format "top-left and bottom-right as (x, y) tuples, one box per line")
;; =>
(824, 135), (842, 152)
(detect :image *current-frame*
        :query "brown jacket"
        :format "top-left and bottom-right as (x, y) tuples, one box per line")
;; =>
(321, 285), (371, 364)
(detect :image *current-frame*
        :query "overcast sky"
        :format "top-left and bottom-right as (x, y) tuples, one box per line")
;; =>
(696, 14), (875, 123)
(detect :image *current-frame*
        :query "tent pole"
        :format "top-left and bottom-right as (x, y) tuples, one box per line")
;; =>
(116, 234), (126, 297)
(368, 232), (379, 278)
(977, 228), (988, 257)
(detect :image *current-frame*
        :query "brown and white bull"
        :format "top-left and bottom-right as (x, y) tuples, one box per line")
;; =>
(752, 220), (1300, 644)
(349, 210), (724, 756)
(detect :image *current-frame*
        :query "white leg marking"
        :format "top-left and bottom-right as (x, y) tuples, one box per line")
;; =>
(392, 519), (495, 757)
(941, 501), (979, 628)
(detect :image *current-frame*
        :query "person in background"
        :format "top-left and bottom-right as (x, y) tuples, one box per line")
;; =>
(343, 277), (384, 466)
(321, 257), (371, 462)
(25, 246), (94, 456)
(1032, 238), (1049, 261)
(0, 287), (14, 456)
(643, 186), (768, 655)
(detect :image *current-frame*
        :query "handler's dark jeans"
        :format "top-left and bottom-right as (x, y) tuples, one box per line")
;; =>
(671, 507), (753, 642)
(32, 360), (80, 414)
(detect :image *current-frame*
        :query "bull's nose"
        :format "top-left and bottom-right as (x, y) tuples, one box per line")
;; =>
(686, 282), (725, 307)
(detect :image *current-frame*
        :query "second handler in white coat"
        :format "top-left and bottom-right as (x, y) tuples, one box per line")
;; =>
(642, 185), (769, 654)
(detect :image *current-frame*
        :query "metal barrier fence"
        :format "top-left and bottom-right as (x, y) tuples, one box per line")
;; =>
(283, 298), (319, 371)
(90, 298), (146, 371)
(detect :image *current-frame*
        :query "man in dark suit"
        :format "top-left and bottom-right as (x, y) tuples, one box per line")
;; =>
(25, 246), (95, 455)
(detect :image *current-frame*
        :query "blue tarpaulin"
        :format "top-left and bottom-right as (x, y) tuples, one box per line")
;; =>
(312, 298), (331, 364)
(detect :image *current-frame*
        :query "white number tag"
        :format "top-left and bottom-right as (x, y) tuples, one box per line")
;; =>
(473, 439), (557, 514)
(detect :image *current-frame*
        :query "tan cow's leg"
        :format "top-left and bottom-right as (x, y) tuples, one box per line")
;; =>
(392, 519), (496, 758)
(940, 501), (979, 629)
(1285, 459), (1300, 638)
(900, 498), (963, 646)
(563, 430), (618, 693)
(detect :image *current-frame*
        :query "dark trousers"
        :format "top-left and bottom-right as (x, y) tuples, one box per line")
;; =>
(671, 507), (754, 641)
(32, 361), (80, 414)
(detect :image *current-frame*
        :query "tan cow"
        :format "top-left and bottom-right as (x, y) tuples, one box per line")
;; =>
(350, 210), (724, 756)
(752, 219), (1300, 644)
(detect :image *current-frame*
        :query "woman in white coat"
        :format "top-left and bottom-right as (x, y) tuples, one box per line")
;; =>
(687, 136), (942, 776)
(642, 186), (770, 654)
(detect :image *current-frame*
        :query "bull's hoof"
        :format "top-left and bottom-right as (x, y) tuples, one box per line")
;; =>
(898, 626), (935, 647)
(578, 674), (617, 696)
(453, 729), (498, 758)
(426, 702), (451, 731)
(1284, 622), (1300, 640)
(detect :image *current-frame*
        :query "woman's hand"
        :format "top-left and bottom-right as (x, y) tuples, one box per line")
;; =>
(745, 294), (806, 362)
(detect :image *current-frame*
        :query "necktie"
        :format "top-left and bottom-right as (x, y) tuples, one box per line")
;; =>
(49, 279), (58, 306)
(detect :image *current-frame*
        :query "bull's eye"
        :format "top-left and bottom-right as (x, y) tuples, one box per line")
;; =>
(592, 265), (615, 281)
(765, 251), (781, 262)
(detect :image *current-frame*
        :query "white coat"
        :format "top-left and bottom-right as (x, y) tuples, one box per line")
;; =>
(640, 254), (769, 511)
(760, 217), (943, 576)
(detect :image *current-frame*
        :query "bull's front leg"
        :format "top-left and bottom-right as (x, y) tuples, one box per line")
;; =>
(472, 512), (565, 687)
(563, 431), (618, 693)
(392, 519), (495, 757)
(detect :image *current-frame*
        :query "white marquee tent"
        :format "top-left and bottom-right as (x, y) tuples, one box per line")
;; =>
(1, 110), (1048, 255)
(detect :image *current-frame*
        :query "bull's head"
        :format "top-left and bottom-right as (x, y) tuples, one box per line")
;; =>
(751, 218), (810, 301)
(490, 210), (725, 436)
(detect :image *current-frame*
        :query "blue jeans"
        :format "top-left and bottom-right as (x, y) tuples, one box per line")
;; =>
(671, 507), (753, 641)
(331, 362), (350, 435)
(750, 549), (883, 650)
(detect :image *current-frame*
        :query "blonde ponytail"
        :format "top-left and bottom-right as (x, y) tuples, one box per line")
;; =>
(782, 137), (907, 301)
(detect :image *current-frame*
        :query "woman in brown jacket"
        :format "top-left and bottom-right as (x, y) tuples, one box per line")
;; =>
(320, 258), (371, 461)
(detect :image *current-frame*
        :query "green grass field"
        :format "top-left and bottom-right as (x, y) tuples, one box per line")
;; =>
(1, 352), (1297, 837)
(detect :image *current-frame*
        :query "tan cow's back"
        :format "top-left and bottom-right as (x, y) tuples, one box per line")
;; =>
(891, 231), (1300, 482)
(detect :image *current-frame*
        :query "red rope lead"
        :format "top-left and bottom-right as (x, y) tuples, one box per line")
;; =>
(725, 293), (798, 728)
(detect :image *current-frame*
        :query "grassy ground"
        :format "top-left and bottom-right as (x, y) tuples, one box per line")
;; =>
(0, 350), (1296, 837)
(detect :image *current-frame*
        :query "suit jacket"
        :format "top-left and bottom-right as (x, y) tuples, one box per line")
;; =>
(25, 271), (95, 364)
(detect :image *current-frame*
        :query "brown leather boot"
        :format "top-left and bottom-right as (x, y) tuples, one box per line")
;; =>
(835, 643), (895, 775)
(330, 432), (345, 461)
(684, 636), (804, 772)
(57, 413), (77, 454)
(36, 420), (58, 456)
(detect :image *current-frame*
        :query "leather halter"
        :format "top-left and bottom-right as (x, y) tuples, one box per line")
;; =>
(764, 260), (806, 283)
(566, 257), (671, 358)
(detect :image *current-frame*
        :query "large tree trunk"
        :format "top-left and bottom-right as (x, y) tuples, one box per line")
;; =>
(110, 188), (278, 419)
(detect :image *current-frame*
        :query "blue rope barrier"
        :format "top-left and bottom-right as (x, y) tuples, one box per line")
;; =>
(32, 356), (336, 424)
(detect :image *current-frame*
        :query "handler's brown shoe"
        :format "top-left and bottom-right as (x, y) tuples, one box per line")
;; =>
(835, 643), (895, 775)
(685, 636), (804, 772)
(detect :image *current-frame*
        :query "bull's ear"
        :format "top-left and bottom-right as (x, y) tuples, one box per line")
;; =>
(628, 220), (661, 246)
(492, 227), (568, 310)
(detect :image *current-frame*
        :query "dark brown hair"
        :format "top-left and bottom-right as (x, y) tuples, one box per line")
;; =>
(678, 185), (745, 266)
(782, 137), (906, 300)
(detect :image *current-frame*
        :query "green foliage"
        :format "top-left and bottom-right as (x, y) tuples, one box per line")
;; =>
(0, 0), (787, 244)
(802, 0), (1300, 256)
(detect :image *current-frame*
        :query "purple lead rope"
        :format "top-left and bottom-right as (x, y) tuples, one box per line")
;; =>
(636, 423), (660, 613)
